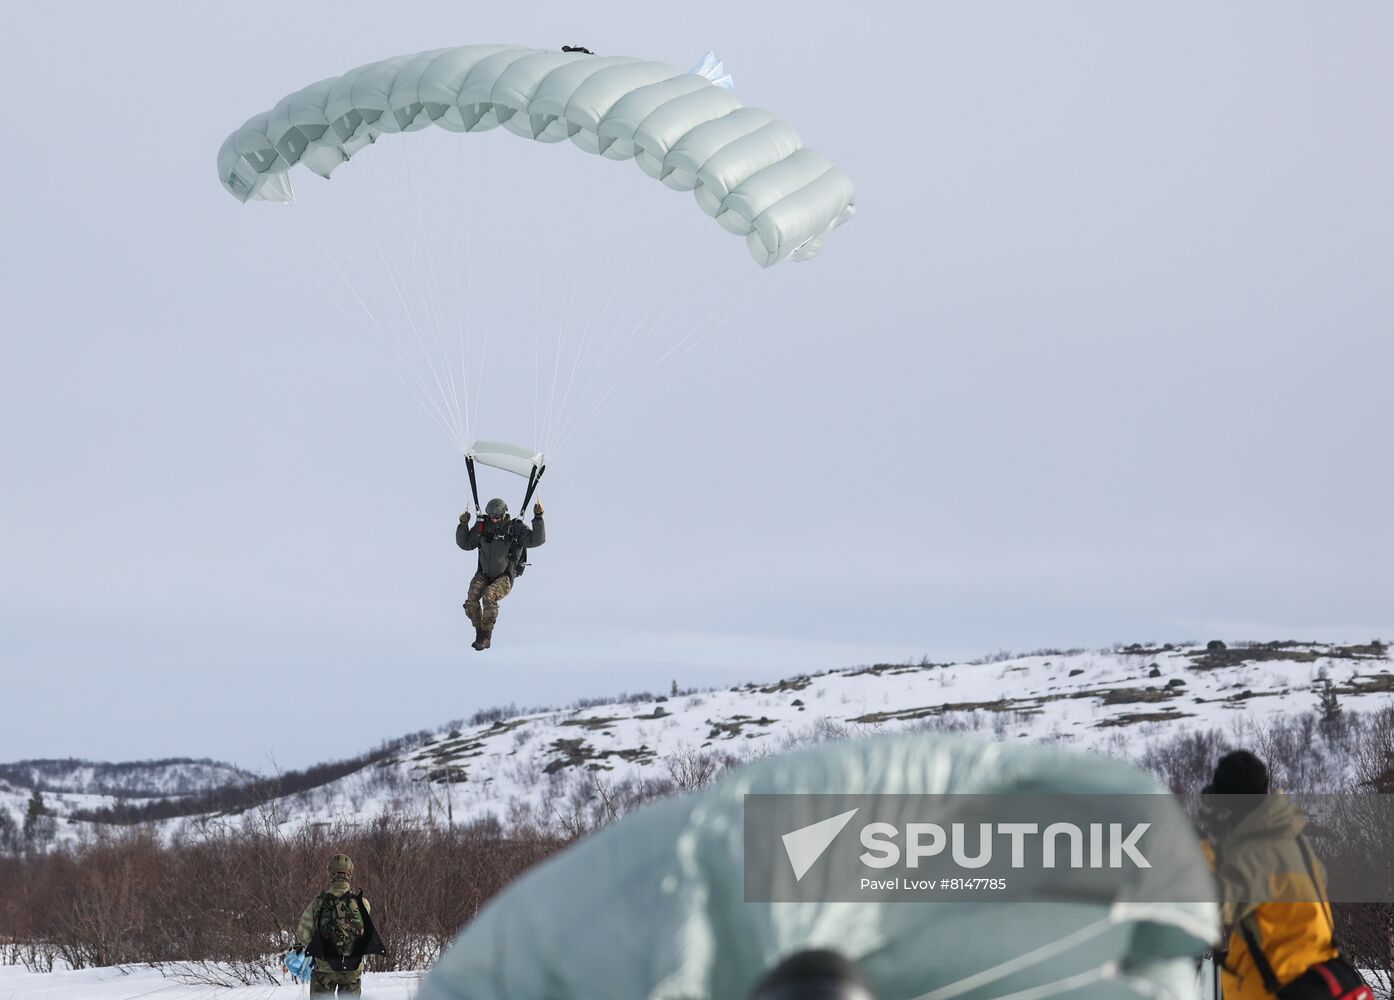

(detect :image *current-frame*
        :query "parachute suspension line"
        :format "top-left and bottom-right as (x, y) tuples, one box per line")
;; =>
(554, 296), (744, 456)
(291, 242), (455, 444)
(542, 163), (604, 451)
(908, 914), (1117, 1000)
(369, 140), (467, 450)
(400, 135), (468, 451)
(466, 152), (500, 443)
(352, 161), (469, 450)
(553, 296), (744, 455)
(398, 139), (469, 449)
(450, 135), (474, 448)
(550, 245), (741, 454)
(539, 164), (639, 454)
(546, 168), (641, 449)
(331, 228), (464, 450)
(297, 230), (464, 450)
(531, 146), (545, 457)
(545, 233), (709, 451)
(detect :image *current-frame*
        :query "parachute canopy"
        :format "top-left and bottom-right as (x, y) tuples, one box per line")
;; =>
(217, 45), (855, 266)
(416, 733), (1219, 1000)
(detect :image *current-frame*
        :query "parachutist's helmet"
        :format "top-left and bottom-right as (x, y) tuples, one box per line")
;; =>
(485, 498), (509, 522)
(748, 950), (877, 1000)
(328, 853), (354, 877)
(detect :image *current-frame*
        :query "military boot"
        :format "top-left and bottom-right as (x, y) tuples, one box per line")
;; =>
(471, 627), (486, 651)
(477, 629), (492, 651)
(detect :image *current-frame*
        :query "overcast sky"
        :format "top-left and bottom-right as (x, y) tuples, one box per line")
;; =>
(2, 2), (1390, 770)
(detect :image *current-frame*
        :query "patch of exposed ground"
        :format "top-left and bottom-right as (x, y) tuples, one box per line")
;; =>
(1114, 644), (1183, 656)
(705, 716), (777, 740)
(559, 715), (625, 731)
(1092, 687), (1181, 706)
(1095, 709), (1193, 728)
(543, 739), (656, 774)
(1187, 640), (1388, 672)
(757, 677), (814, 694)
(408, 719), (530, 780)
(849, 683), (1182, 724)
(846, 662), (946, 678)
(1334, 674), (1394, 696)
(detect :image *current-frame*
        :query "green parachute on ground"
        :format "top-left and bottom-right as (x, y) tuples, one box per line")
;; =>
(415, 733), (1219, 1000)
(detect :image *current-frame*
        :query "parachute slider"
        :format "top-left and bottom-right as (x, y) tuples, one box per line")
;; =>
(465, 441), (546, 516)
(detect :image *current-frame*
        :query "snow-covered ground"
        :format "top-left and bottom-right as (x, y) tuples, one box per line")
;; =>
(173, 639), (1394, 834)
(0, 963), (420, 999)
(9, 640), (1391, 841)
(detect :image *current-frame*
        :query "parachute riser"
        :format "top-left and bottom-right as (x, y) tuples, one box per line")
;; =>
(520, 465), (545, 516)
(465, 455), (481, 515)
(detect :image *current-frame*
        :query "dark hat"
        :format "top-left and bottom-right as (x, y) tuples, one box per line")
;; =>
(1205, 750), (1269, 796)
(749, 950), (876, 1000)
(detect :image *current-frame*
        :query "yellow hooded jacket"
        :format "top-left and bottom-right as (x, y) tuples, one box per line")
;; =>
(1211, 794), (1338, 1000)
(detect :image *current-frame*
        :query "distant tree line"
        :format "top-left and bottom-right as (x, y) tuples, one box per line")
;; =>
(0, 757), (251, 798)
(0, 809), (563, 979)
(67, 738), (423, 826)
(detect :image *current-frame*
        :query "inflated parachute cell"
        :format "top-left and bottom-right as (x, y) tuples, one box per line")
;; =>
(217, 45), (855, 267)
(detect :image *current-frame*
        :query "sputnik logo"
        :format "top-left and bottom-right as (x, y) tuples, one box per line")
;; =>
(781, 808), (859, 881)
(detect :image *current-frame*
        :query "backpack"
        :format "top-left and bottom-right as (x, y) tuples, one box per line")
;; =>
(505, 521), (528, 579)
(1237, 839), (1373, 1000)
(317, 891), (365, 958)
(307, 890), (385, 972)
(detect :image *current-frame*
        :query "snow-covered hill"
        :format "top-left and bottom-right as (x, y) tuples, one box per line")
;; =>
(13, 639), (1392, 844)
(0, 758), (255, 844)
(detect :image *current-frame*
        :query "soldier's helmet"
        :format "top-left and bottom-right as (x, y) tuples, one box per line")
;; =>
(328, 853), (354, 876)
(485, 498), (509, 521)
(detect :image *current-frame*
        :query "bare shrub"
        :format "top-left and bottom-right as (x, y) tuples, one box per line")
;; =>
(0, 804), (563, 975)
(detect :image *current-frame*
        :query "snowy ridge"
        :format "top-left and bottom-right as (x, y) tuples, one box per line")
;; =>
(0, 758), (255, 843)
(184, 639), (1394, 833)
(11, 640), (1392, 843)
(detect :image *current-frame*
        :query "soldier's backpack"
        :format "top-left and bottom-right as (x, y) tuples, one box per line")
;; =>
(506, 520), (528, 579)
(307, 890), (386, 972)
(1236, 838), (1373, 1000)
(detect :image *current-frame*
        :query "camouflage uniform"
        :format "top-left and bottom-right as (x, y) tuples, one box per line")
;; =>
(311, 966), (363, 996)
(463, 571), (513, 631)
(456, 508), (544, 637)
(296, 854), (383, 996)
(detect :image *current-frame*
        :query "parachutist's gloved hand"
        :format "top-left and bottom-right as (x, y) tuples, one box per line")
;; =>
(533, 501), (545, 516)
(460, 511), (471, 525)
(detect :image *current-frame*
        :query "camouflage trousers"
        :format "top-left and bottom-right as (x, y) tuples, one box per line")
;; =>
(310, 966), (361, 995)
(463, 571), (513, 631)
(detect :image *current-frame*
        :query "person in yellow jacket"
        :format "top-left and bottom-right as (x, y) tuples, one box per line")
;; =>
(1204, 750), (1368, 1000)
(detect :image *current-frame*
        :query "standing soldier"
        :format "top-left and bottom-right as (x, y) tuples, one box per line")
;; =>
(457, 498), (545, 651)
(293, 853), (386, 996)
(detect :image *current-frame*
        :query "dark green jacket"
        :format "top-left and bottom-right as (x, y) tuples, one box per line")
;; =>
(457, 515), (545, 580)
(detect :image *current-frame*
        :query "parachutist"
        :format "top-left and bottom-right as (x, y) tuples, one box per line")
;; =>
(457, 498), (545, 650)
(561, 45), (593, 54)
